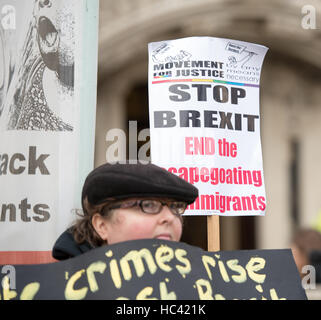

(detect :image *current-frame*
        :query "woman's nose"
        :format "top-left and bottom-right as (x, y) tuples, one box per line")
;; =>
(158, 205), (175, 223)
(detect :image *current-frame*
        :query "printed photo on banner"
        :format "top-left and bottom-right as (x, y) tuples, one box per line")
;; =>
(148, 37), (268, 217)
(0, 0), (75, 131)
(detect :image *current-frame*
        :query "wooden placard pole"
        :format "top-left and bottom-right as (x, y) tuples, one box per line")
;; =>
(207, 215), (220, 252)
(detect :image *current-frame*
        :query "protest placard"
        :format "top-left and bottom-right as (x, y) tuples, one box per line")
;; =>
(148, 37), (268, 217)
(0, 0), (99, 264)
(0, 239), (306, 300)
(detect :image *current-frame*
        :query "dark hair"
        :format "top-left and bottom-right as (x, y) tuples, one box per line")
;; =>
(72, 197), (112, 248)
(72, 197), (185, 247)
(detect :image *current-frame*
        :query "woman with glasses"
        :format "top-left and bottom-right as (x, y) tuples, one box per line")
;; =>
(52, 162), (198, 261)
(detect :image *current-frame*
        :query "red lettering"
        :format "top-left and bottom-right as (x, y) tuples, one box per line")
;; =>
(178, 167), (188, 181)
(258, 196), (266, 211)
(185, 137), (193, 155)
(189, 167), (199, 184)
(218, 138), (238, 157)
(200, 167), (209, 183)
(194, 137), (204, 155)
(205, 137), (215, 155)
(184, 137), (215, 155)
(168, 167), (177, 174)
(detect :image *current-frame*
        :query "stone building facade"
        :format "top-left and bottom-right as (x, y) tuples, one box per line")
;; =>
(95, 0), (321, 251)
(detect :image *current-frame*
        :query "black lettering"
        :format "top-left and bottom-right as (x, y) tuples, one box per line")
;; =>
(204, 111), (218, 128)
(168, 84), (246, 104)
(191, 69), (199, 76)
(154, 64), (164, 71)
(181, 70), (190, 77)
(0, 154), (8, 175)
(180, 110), (201, 127)
(235, 113), (242, 130)
(154, 111), (176, 128)
(1, 204), (16, 222)
(0, 200), (51, 222)
(192, 84), (211, 101)
(19, 198), (32, 222)
(213, 85), (228, 103)
(169, 84), (191, 102)
(219, 112), (233, 129)
(153, 109), (259, 132)
(33, 204), (50, 222)
(191, 61), (203, 68)
(28, 146), (50, 175)
(9, 153), (25, 175)
(231, 87), (246, 105)
(243, 114), (259, 132)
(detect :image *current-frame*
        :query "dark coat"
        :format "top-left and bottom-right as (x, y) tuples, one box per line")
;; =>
(52, 229), (93, 261)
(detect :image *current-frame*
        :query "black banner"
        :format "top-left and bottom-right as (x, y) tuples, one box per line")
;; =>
(0, 239), (306, 300)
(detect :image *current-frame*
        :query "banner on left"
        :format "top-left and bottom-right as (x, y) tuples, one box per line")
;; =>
(0, 0), (99, 264)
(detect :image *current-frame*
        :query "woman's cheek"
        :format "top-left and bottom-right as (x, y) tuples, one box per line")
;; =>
(129, 221), (154, 238)
(174, 221), (183, 241)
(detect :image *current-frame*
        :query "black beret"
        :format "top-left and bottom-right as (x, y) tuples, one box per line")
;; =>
(82, 162), (198, 206)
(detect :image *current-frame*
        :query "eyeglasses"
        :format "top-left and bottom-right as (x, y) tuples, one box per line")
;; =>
(106, 199), (188, 216)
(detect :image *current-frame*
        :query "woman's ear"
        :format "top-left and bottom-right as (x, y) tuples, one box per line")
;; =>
(91, 213), (109, 242)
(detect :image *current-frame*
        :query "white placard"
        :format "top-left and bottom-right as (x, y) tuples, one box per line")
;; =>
(0, 0), (98, 259)
(148, 37), (268, 216)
